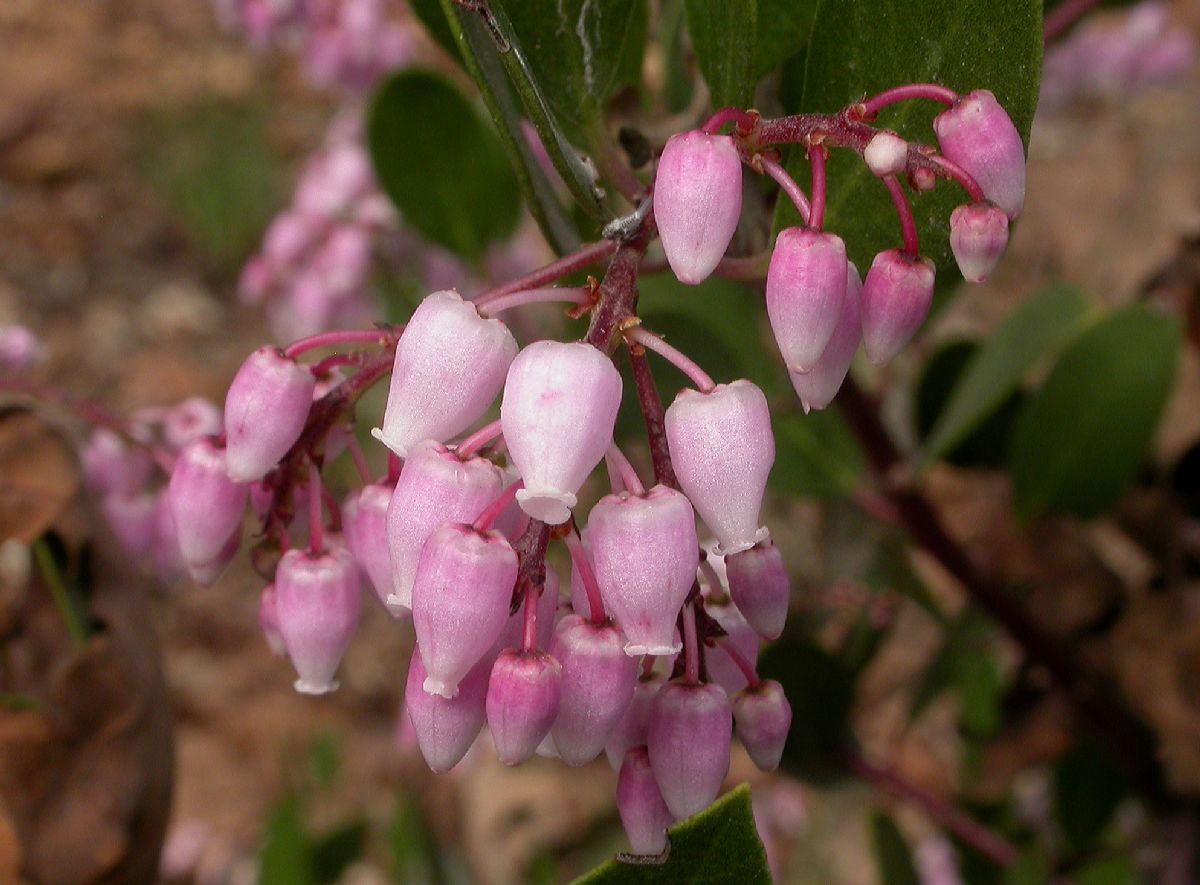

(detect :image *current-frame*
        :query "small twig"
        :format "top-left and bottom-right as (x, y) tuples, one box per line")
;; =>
(33, 539), (89, 650)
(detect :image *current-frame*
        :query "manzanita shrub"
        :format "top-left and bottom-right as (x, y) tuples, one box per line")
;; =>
(12, 0), (1200, 882)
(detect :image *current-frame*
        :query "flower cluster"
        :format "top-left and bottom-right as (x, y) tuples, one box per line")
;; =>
(0, 324), (44, 373)
(161, 82), (1026, 856)
(655, 87), (1024, 411)
(210, 0), (414, 95)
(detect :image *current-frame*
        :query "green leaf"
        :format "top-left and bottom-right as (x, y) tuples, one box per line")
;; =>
(775, 0), (1042, 291)
(309, 731), (341, 789)
(311, 820), (368, 884)
(758, 639), (855, 783)
(367, 70), (521, 262)
(919, 286), (1094, 466)
(1003, 851), (1053, 885)
(754, 0), (818, 76)
(1008, 305), (1181, 520)
(388, 797), (441, 885)
(572, 784), (770, 884)
(1054, 735), (1128, 852)
(407, 0), (462, 63)
(1073, 854), (1140, 885)
(771, 408), (864, 499)
(259, 797), (315, 885)
(871, 814), (921, 885)
(685, 1), (758, 108)
(433, 0), (584, 253)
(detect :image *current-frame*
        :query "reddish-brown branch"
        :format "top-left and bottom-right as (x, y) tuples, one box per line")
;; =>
(628, 347), (678, 489)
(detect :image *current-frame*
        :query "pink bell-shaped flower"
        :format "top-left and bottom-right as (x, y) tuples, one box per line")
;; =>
(501, 341), (623, 525)
(412, 523), (518, 699)
(648, 680), (733, 819)
(724, 539), (790, 641)
(863, 131), (909, 177)
(860, 249), (936, 366)
(385, 439), (503, 614)
(664, 380), (774, 555)
(588, 485), (699, 655)
(223, 346), (315, 482)
(549, 613), (639, 767)
(486, 649), (563, 765)
(766, 228), (849, 372)
(653, 131), (744, 285)
(153, 491), (186, 584)
(789, 261), (862, 413)
(606, 671), (664, 770)
(617, 747), (675, 856)
(81, 427), (154, 498)
(949, 202), (1010, 283)
(733, 679), (791, 772)
(933, 90), (1026, 220)
(341, 481), (398, 614)
(101, 491), (158, 560)
(405, 647), (490, 773)
(274, 545), (362, 694)
(167, 437), (248, 586)
(258, 583), (285, 655)
(373, 290), (517, 458)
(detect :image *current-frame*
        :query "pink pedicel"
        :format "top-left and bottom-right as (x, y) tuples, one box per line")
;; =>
(587, 485), (699, 656)
(949, 202), (1010, 283)
(733, 679), (792, 772)
(223, 346), (315, 482)
(495, 567), (560, 654)
(789, 261), (862, 413)
(725, 539), (790, 641)
(664, 380), (774, 555)
(617, 747), (675, 856)
(653, 131), (744, 285)
(385, 439), (503, 614)
(501, 341), (623, 525)
(341, 481), (398, 614)
(486, 649), (563, 766)
(167, 436), (249, 586)
(860, 248), (936, 366)
(82, 427), (154, 498)
(101, 491), (158, 560)
(274, 545), (362, 694)
(405, 647), (490, 773)
(647, 680), (733, 819)
(605, 672), (664, 771)
(766, 228), (849, 372)
(258, 583), (285, 655)
(411, 523), (519, 699)
(933, 90), (1026, 220)
(705, 600), (761, 697)
(373, 290), (517, 458)
(549, 614), (640, 767)
(863, 132), (909, 177)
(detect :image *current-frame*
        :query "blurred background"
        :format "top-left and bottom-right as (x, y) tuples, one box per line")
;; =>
(3, 1), (1200, 883)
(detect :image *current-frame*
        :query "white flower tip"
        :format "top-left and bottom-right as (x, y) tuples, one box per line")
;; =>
(516, 489), (577, 526)
(715, 526), (770, 557)
(422, 676), (459, 699)
(370, 426), (407, 458)
(625, 641), (682, 657)
(294, 678), (339, 695)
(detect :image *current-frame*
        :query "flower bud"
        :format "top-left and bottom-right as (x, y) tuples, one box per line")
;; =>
(606, 672), (663, 770)
(724, 540), (790, 641)
(385, 439), (503, 614)
(664, 381), (774, 555)
(549, 614), (639, 767)
(412, 523), (518, 699)
(933, 90), (1025, 219)
(732, 680), (791, 772)
(948, 202), (1009, 283)
(160, 397), (225, 453)
(82, 427), (154, 498)
(167, 437), (248, 586)
(788, 261), (862, 413)
(405, 647), (489, 773)
(486, 649), (562, 766)
(863, 132), (909, 177)
(224, 347), (315, 482)
(647, 680), (733, 819)
(101, 491), (158, 560)
(342, 481), (398, 614)
(860, 249), (935, 366)
(588, 486), (699, 656)
(259, 583), (286, 655)
(274, 545), (362, 694)
(617, 747), (675, 856)
(653, 131), (743, 285)
(373, 290), (517, 458)
(766, 228), (849, 372)
(502, 341), (622, 525)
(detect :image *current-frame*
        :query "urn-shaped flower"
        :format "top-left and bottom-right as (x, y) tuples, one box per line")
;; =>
(224, 346), (315, 482)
